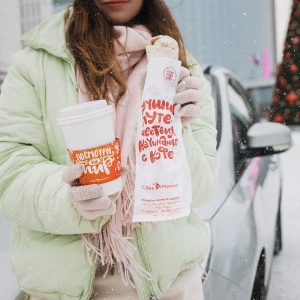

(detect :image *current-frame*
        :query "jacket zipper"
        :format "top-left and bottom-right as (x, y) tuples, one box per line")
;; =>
(135, 225), (158, 300)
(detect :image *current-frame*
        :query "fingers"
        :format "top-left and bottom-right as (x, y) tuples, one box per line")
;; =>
(75, 196), (111, 211)
(103, 201), (116, 216)
(180, 104), (201, 118)
(174, 103), (200, 119)
(173, 89), (201, 105)
(68, 185), (117, 220)
(78, 209), (102, 221)
(177, 76), (201, 93)
(62, 164), (84, 185)
(175, 68), (201, 125)
(75, 201), (116, 221)
(178, 66), (191, 82)
(69, 184), (103, 202)
(75, 208), (106, 221)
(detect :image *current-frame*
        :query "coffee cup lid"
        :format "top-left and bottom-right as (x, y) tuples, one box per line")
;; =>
(57, 100), (112, 125)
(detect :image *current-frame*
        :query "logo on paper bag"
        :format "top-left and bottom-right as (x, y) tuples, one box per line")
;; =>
(68, 139), (122, 185)
(154, 182), (179, 190)
(155, 182), (161, 190)
(163, 67), (178, 85)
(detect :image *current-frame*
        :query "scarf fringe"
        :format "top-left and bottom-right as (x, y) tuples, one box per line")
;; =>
(82, 228), (151, 287)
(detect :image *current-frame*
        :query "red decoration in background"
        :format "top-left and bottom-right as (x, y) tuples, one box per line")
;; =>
(273, 114), (284, 123)
(287, 91), (298, 106)
(280, 77), (287, 87)
(273, 95), (280, 104)
(290, 64), (298, 72)
(292, 36), (300, 44)
(269, 0), (300, 125)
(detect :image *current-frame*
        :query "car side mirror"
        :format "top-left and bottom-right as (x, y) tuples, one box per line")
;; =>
(242, 122), (292, 158)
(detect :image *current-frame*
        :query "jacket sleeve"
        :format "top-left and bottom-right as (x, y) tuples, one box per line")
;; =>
(183, 55), (218, 208)
(0, 52), (110, 235)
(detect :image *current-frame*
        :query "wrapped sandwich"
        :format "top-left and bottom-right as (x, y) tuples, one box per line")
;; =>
(133, 35), (192, 222)
(146, 35), (179, 59)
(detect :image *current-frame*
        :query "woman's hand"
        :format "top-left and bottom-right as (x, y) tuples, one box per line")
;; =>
(62, 164), (116, 220)
(174, 66), (201, 125)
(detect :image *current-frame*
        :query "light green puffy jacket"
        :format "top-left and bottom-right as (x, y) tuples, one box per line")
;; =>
(0, 10), (218, 300)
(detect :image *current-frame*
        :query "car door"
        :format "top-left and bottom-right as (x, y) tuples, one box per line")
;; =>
(228, 76), (281, 286)
(202, 67), (284, 299)
(208, 73), (274, 296)
(211, 75), (259, 290)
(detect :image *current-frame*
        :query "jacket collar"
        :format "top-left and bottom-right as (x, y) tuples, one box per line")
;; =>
(21, 10), (72, 63)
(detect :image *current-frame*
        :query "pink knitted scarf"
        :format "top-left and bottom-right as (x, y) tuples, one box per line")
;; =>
(77, 25), (152, 286)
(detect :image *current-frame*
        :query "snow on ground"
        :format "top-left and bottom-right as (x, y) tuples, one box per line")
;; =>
(267, 130), (300, 300)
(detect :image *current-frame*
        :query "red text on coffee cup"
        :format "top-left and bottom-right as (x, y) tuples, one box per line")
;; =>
(68, 139), (122, 185)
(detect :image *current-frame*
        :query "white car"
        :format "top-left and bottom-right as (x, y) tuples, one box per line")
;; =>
(198, 66), (291, 299)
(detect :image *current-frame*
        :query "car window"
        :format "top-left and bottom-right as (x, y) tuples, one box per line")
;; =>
(248, 85), (274, 119)
(227, 77), (255, 181)
(248, 86), (274, 107)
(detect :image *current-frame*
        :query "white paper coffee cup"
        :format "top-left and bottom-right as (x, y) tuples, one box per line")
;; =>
(57, 100), (123, 195)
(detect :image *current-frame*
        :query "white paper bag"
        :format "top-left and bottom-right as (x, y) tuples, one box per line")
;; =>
(133, 57), (192, 222)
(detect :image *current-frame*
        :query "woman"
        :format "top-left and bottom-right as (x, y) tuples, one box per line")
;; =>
(0, 0), (218, 299)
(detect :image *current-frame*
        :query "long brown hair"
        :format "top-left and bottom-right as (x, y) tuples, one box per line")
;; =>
(66, 0), (187, 102)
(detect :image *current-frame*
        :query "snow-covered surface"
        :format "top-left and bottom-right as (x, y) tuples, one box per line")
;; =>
(267, 130), (300, 299)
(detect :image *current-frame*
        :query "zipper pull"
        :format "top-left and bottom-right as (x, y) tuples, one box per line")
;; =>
(150, 295), (158, 300)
